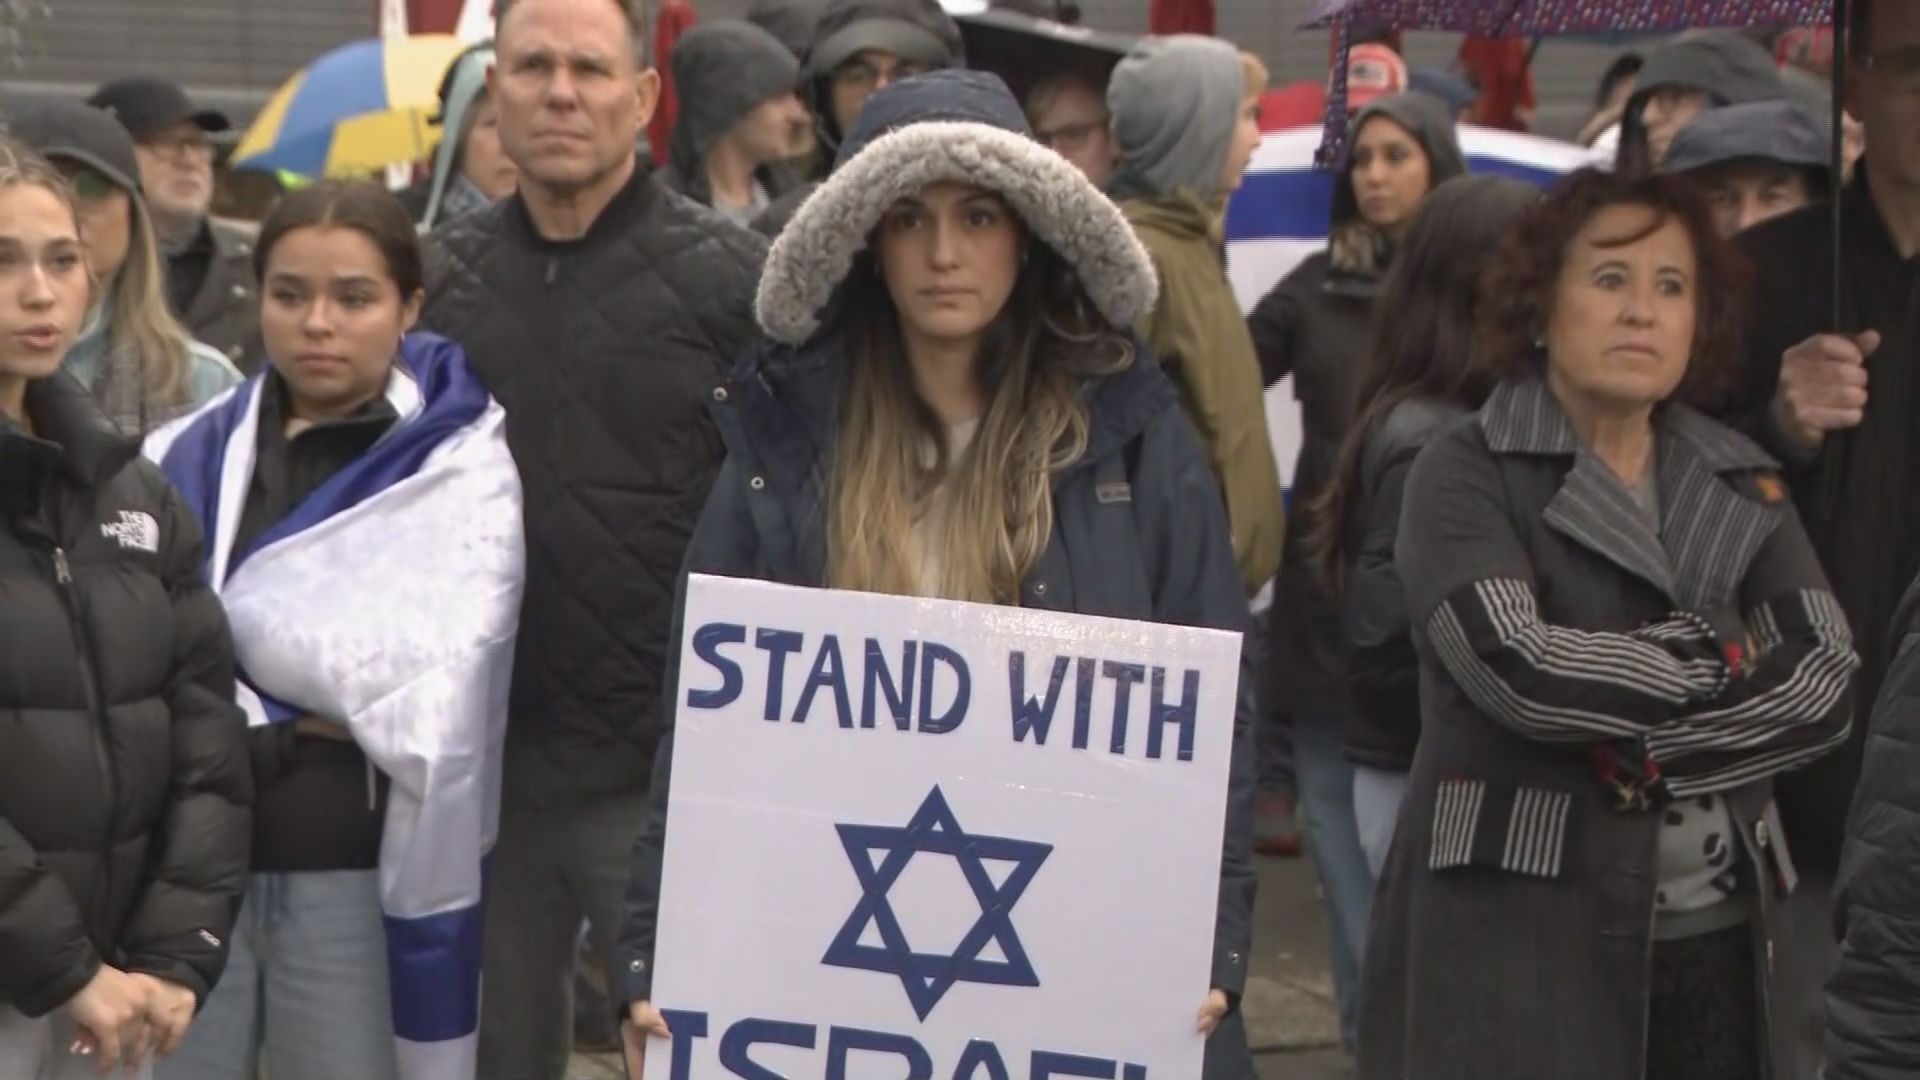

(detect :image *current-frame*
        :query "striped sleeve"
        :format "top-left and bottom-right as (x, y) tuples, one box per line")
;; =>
(1426, 578), (1732, 743)
(1646, 588), (1858, 798)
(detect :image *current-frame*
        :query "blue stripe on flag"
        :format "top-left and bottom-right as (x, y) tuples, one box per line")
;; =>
(1225, 149), (1579, 243)
(1225, 169), (1339, 242)
(385, 901), (485, 1044)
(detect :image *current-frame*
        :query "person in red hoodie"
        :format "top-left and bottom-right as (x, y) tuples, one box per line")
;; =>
(1457, 35), (1536, 131)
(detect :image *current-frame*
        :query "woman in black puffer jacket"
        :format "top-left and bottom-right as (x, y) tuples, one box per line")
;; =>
(0, 140), (249, 1079)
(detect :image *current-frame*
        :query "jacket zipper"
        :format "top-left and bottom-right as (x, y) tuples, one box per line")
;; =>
(51, 546), (120, 940)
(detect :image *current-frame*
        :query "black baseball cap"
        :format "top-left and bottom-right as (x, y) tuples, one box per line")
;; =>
(86, 76), (230, 142)
(7, 97), (142, 195)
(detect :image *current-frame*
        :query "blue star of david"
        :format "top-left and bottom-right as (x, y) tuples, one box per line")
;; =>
(821, 785), (1052, 1020)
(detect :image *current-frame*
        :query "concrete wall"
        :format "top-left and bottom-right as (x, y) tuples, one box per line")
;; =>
(4, 0), (1630, 138)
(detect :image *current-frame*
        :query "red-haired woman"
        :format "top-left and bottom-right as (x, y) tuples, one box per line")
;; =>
(1358, 170), (1857, 1080)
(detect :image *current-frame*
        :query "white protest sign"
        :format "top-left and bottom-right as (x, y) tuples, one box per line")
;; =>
(648, 574), (1243, 1079)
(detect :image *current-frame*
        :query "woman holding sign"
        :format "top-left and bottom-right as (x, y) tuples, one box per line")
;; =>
(617, 69), (1258, 1079)
(1357, 170), (1857, 1080)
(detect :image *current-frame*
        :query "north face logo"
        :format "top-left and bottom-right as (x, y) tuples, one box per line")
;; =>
(101, 511), (159, 554)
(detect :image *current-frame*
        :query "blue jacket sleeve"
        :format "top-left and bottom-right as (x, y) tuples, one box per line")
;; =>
(615, 456), (764, 1006)
(1132, 405), (1257, 1001)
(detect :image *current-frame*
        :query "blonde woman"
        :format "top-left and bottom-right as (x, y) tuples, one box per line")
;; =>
(0, 137), (249, 1080)
(616, 70), (1259, 1080)
(14, 99), (239, 435)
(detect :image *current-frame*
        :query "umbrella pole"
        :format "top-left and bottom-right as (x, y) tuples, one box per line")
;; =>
(1823, 0), (1850, 521)
(1832, 0), (1848, 330)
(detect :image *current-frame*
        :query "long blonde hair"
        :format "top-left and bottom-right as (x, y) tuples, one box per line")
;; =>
(826, 242), (1131, 604)
(97, 194), (198, 406)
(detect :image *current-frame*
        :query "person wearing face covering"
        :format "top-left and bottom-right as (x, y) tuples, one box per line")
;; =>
(660, 21), (811, 224)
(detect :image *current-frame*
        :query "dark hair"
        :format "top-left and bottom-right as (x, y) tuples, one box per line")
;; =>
(1476, 168), (1750, 410)
(255, 180), (425, 299)
(1306, 174), (1540, 591)
(1856, 0), (1877, 54)
(1596, 53), (1644, 108)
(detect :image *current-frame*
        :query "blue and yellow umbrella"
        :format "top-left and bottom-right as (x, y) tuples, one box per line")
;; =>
(234, 34), (468, 177)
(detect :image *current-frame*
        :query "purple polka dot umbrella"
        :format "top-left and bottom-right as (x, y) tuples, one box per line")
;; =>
(1305, 0), (1848, 351)
(1309, 0), (1834, 165)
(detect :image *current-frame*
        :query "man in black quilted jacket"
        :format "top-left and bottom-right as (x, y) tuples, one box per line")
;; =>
(417, 0), (766, 1076)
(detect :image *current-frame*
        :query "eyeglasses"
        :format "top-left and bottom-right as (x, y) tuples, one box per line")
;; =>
(141, 132), (215, 161)
(1861, 46), (1920, 95)
(832, 57), (931, 93)
(53, 163), (118, 203)
(1036, 115), (1110, 151)
(68, 169), (117, 203)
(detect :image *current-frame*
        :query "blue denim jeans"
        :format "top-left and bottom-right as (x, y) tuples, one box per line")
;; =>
(1294, 707), (1372, 1050)
(1352, 765), (1411, 882)
(156, 871), (398, 1080)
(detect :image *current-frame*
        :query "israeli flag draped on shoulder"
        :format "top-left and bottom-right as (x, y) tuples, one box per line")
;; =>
(145, 332), (524, 1080)
(1224, 124), (1590, 311)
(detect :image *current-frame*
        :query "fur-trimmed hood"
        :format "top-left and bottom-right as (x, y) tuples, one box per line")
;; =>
(755, 69), (1157, 346)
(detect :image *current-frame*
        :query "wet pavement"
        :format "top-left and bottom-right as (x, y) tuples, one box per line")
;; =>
(565, 852), (1351, 1079)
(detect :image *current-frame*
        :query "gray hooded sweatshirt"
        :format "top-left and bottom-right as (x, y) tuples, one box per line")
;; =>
(663, 21), (804, 217)
(1106, 34), (1244, 201)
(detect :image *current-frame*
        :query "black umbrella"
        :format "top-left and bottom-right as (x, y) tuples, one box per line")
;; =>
(954, 9), (1136, 103)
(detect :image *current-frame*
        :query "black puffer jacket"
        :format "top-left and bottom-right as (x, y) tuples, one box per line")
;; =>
(0, 373), (249, 1016)
(1828, 572), (1920, 1078)
(420, 163), (767, 800)
(1339, 396), (1466, 770)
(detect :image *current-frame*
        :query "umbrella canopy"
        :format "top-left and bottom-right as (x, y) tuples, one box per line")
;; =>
(954, 9), (1135, 102)
(234, 34), (468, 177)
(1306, 0), (1831, 35)
(1308, 1), (1831, 166)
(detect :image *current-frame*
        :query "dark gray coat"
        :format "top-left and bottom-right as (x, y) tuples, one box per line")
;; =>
(1247, 93), (1467, 716)
(1360, 377), (1857, 1080)
(1827, 574), (1920, 1078)
(178, 218), (262, 374)
(614, 336), (1260, 1079)
(1339, 395), (1465, 771)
